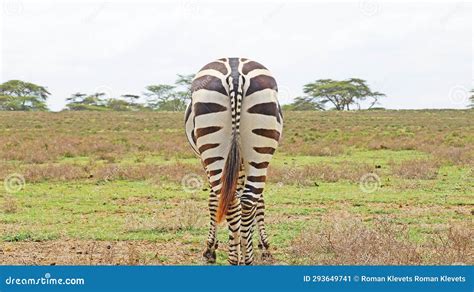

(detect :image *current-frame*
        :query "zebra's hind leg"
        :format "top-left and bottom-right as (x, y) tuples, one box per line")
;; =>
(226, 196), (241, 265)
(256, 196), (272, 260)
(203, 189), (218, 263)
(240, 192), (258, 265)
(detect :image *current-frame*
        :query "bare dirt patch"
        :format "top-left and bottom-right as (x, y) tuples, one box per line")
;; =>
(0, 240), (203, 265)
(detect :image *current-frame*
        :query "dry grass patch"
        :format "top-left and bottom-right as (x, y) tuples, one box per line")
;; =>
(1, 195), (18, 214)
(269, 163), (376, 185)
(24, 164), (88, 182)
(289, 212), (473, 265)
(94, 163), (204, 184)
(425, 224), (474, 264)
(391, 159), (440, 180)
(367, 137), (418, 151)
(428, 146), (474, 166)
(290, 213), (421, 265)
(125, 200), (207, 234)
(12, 162), (205, 184)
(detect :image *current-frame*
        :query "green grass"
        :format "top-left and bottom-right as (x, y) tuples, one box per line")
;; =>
(0, 110), (473, 265)
(1, 154), (471, 241)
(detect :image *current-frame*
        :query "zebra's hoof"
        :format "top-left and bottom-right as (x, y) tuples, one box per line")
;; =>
(261, 250), (273, 260)
(203, 248), (216, 263)
(258, 241), (270, 250)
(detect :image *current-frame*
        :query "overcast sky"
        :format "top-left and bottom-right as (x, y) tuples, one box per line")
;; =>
(0, 0), (472, 111)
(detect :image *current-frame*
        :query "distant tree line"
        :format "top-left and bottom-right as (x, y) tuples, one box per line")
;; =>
(64, 74), (195, 112)
(1, 78), (473, 111)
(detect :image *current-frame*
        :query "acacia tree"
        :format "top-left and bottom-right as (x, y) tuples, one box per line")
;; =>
(143, 74), (195, 111)
(66, 92), (109, 111)
(282, 96), (325, 111)
(106, 99), (133, 111)
(174, 73), (195, 105)
(302, 78), (385, 110)
(67, 92), (87, 103)
(143, 84), (177, 110)
(120, 94), (144, 111)
(175, 74), (194, 92)
(122, 94), (140, 105)
(0, 80), (50, 111)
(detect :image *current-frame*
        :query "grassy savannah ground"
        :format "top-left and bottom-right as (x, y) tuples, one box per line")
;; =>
(0, 110), (473, 265)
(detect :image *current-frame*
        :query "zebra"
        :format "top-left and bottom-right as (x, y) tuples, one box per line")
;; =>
(184, 57), (283, 265)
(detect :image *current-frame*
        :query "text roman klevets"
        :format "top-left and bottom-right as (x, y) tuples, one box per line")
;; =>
(360, 275), (466, 283)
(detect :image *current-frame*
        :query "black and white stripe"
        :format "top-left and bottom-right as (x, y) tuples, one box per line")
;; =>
(185, 57), (283, 265)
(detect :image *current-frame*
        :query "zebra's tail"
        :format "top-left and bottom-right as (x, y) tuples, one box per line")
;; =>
(216, 134), (241, 223)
